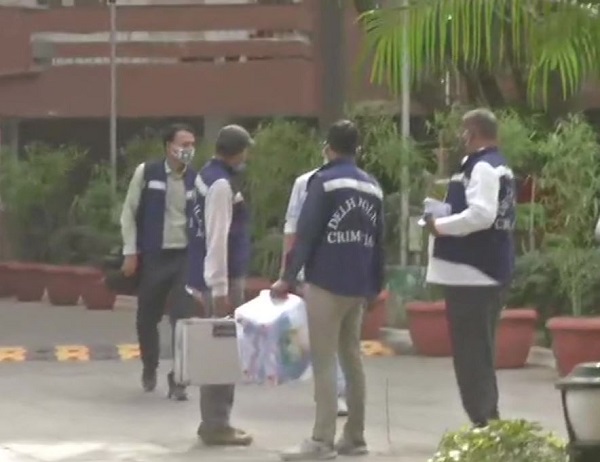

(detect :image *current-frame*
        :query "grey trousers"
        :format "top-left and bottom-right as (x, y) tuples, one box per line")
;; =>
(305, 284), (366, 445)
(170, 278), (245, 430)
(443, 285), (506, 426)
(137, 249), (186, 372)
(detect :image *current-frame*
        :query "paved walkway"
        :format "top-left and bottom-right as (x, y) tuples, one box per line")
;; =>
(0, 298), (567, 462)
(0, 358), (565, 462)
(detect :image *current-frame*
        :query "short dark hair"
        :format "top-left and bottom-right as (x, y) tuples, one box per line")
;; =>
(215, 124), (254, 157)
(326, 119), (359, 156)
(162, 123), (195, 148)
(462, 108), (498, 140)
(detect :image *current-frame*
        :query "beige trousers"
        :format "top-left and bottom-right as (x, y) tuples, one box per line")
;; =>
(305, 283), (366, 445)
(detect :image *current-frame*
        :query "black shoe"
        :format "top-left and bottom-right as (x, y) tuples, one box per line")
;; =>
(167, 372), (188, 401)
(142, 369), (157, 392)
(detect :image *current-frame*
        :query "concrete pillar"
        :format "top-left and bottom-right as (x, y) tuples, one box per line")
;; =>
(203, 116), (230, 147)
(0, 119), (19, 155)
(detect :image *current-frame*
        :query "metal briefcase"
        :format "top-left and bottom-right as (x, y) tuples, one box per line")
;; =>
(173, 317), (243, 386)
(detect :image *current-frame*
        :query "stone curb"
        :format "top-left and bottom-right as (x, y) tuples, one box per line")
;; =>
(380, 327), (557, 369)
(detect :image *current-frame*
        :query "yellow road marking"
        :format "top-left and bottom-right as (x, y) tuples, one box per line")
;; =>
(0, 341), (394, 362)
(0, 347), (27, 362)
(117, 344), (140, 361)
(55, 345), (90, 362)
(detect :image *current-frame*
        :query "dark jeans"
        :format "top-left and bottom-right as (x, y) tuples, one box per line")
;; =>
(443, 285), (506, 426)
(136, 249), (187, 372)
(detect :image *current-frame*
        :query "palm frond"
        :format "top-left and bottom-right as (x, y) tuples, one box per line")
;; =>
(360, 0), (600, 106)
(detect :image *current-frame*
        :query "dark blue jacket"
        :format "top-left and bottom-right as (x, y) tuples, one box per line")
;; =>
(187, 158), (251, 292)
(136, 160), (196, 254)
(433, 148), (516, 284)
(283, 158), (385, 298)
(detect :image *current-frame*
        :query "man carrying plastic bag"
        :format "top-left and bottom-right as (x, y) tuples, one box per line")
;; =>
(271, 120), (385, 461)
(281, 165), (349, 418)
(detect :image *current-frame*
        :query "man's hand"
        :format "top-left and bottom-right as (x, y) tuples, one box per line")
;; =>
(365, 291), (384, 311)
(213, 295), (231, 318)
(293, 283), (305, 298)
(189, 287), (204, 305)
(270, 279), (291, 300)
(423, 213), (440, 237)
(121, 254), (138, 277)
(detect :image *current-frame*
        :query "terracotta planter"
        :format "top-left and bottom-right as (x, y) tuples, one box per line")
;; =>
(0, 262), (14, 297)
(245, 277), (272, 301)
(361, 290), (389, 340)
(547, 317), (600, 377)
(407, 300), (451, 356)
(45, 265), (82, 306)
(12, 262), (46, 302)
(495, 308), (538, 369)
(79, 267), (116, 311)
(2, 261), (20, 297)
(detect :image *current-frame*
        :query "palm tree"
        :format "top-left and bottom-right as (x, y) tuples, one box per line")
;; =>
(359, 0), (600, 112)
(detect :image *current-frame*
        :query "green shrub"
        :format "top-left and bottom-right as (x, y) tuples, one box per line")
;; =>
(508, 249), (600, 321)
(0, 143), (83, 261)
(429, 420), (567, 462)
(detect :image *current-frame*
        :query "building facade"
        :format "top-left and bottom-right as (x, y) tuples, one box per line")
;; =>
(0, 0), (406, 155)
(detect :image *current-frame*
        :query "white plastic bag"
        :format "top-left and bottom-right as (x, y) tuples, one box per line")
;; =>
(234, 290), (312, 385)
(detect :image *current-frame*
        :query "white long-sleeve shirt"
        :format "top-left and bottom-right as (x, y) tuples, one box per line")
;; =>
(119, 161), (189, 255)
(426, 160), (502, 286)
(283, 169), (318, 282)
(202, 178), (234, 297)
(283, 169), (318, 235)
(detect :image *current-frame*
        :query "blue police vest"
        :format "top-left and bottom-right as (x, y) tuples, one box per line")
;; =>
(186, 158), (251, 292)
(304, 159), (384, 298)
(136, 160), (197, 254)
(433, 148), (516, 284)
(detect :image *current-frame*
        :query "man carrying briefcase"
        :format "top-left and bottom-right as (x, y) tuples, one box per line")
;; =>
(180, 124), (254, 446)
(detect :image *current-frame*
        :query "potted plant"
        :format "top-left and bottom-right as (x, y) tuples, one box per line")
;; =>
(536, 116), (600, 376)
(11, 261), (47, 302)
(0, 144), (83, 271)
(79, 267), (116, 311)
(495, 309), (538, 369)
(44, 223), (118, 306)
(362, 290), (390, 340)
(0, 261), (15, 297)
(406, 299), (450, 356)
(407, 297), (538, 368)
(546, 247), (600, 377)
(429, 419), (566, 462)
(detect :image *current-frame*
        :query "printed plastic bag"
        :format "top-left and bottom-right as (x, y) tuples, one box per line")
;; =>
(234, 290), (311, 385)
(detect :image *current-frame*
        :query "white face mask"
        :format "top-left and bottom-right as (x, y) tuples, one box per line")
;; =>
(175, 147), (195, 164)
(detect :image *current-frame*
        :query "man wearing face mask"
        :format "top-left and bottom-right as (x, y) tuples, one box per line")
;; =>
(281, 165), (349, 418)
(271, 120), (385, 460)
(184, 124), (253, 446)
(120, 123), (197, 399)
(423, 108), (516, 429)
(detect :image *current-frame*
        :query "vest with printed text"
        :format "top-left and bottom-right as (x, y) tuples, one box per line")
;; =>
(433, 148), (516, 284)
(304, 158), (384, 298)
(186, 158), (251, 292)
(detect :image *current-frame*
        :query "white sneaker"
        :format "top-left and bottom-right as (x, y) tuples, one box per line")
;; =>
(280, 439), (337, 461)
(337, 397), (348, 417)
